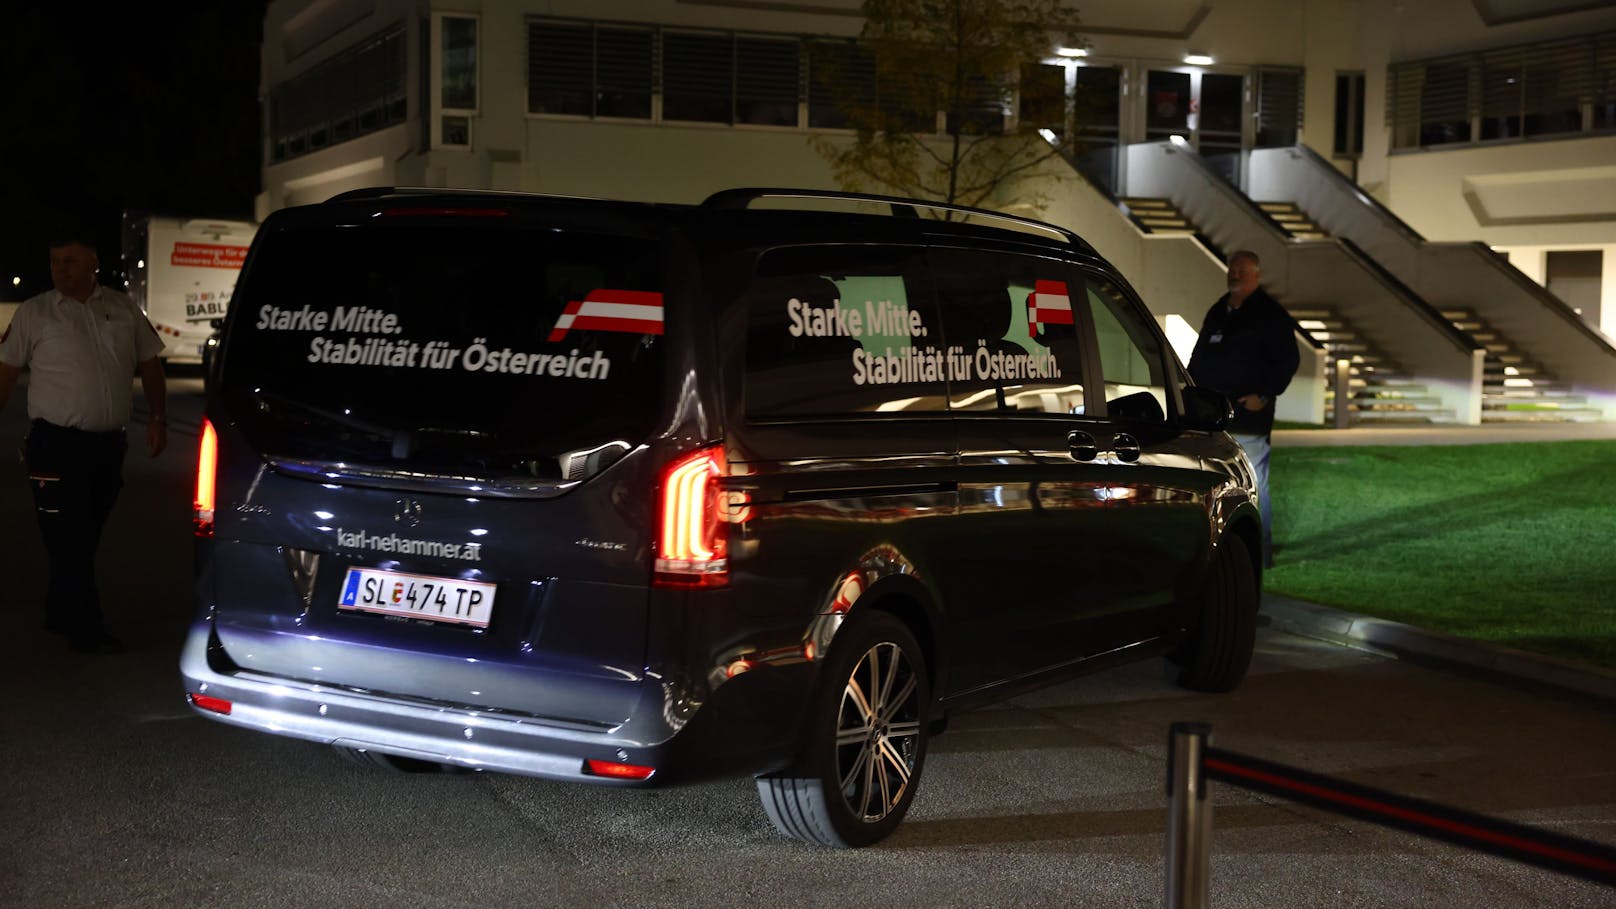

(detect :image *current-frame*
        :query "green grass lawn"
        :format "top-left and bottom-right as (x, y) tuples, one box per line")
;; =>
(1266, 440), (1616, 671)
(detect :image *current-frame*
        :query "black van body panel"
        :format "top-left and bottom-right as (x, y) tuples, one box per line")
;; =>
(181, 187), (1261, 793)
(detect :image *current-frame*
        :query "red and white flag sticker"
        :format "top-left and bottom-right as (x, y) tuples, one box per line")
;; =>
(549, 289), (665, 343)
(1027, 279), (1073, 337)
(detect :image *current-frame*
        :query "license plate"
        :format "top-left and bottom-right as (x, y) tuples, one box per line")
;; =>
(338, 568), (497, 628)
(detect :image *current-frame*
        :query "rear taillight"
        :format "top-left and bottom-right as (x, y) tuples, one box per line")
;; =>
(654, 444), (728, 588)
(194, 418), (217, 537)
(584, 759), (656, 780)
(188, 692), (232, 715)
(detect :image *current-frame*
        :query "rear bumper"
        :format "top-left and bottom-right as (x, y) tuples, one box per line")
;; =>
(178, 617), (816, 785)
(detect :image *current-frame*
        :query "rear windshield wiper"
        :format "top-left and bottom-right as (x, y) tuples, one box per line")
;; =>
(251, 390), (419, 458)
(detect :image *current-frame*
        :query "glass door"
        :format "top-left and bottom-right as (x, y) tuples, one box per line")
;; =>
(1138, 68), (1250, 189)
(1072, 65), (1123, 196)
(1144, 70), (1192, 143)
(1198, 72), (1245, 187)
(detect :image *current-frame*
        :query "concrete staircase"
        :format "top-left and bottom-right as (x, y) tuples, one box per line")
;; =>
(1441, 308), (1604, 422)
(1256, 201), (1328, 240)
(1119, 197), (1196, 235)
(1290, 306), (1456, 424)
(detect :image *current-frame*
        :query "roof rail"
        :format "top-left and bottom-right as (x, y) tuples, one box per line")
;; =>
(700, 187), (1088, 249)
(322, 186), (613, 204)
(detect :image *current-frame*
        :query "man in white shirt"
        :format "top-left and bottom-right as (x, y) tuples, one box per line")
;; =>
(0, 230), (168, 654)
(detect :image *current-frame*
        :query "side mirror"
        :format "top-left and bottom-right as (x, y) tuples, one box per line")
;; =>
(1181, 386), (1234, 431)
(1107, 390), (1167, 423)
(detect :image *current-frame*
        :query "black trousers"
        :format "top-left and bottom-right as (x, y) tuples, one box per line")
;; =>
(25, 419), (127, 641)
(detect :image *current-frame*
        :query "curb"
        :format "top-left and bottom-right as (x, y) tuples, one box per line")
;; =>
(1260, 594), (1616, 708)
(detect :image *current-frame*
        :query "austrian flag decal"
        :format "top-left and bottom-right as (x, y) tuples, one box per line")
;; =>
(1027, 280), (1074, 337)
(549, 289), (665, 342)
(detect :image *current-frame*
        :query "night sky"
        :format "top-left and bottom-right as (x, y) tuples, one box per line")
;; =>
(1, 2), (267, 300)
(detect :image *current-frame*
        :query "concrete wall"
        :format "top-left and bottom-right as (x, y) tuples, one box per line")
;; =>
(1501, 243), (1616, 342)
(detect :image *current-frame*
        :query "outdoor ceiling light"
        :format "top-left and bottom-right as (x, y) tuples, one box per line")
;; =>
(1056, 47), (1088, 57)
(1184, 53), (1215, 66)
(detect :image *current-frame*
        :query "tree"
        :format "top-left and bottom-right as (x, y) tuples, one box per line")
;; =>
(811, 0), (1083, 218)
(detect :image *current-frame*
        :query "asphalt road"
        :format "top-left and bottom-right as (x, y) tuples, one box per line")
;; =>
(1, 376), (1612, 908)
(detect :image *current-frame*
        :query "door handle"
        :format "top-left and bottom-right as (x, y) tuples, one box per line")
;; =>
(1113, 433), (1142, 463)
(1067, 430), (1098, 461)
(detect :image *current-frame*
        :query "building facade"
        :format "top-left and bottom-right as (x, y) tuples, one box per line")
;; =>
(257, 0), (1616, 421)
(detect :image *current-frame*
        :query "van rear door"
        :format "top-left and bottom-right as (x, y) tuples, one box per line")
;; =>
(205, 205), (670, 726)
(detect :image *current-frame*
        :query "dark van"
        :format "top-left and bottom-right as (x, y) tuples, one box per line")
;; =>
(182, 187), (1260, 847)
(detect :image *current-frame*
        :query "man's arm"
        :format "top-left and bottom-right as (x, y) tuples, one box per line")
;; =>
(138, 357), (168, 456)
(1261, 306), (1301, 401)
(0, 361), (20, 416)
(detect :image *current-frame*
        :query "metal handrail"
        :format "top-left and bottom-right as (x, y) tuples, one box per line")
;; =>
(1437, 241), (1616, 358)
(1332, 238), (1481, 354)
(1284, 144), (1426, 244)
(1150, 142), (1302, 244)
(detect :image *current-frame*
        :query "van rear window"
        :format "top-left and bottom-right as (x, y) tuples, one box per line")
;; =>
(219, 223), (664, 480)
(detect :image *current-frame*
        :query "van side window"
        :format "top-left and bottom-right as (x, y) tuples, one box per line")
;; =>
(1085, 275), (1171, 424)
(928, 248), (1086, 415)
(743, 245), (951, 417)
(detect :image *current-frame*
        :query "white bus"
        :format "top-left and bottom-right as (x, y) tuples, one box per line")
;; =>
(122, 213), (258, 364)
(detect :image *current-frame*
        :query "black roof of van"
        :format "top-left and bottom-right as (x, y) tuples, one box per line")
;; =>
(314, 186), (1100, 263)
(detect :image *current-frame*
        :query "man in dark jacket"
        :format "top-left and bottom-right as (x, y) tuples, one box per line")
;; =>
(1188, 250), (1298, 569)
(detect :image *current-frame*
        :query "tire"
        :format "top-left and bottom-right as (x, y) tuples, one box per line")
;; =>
(333, 745), (467, 775)
(758, 611), (929, 847)
(1172, 533), (1258, 693)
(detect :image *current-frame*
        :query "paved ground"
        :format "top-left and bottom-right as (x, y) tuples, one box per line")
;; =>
(1, 375), (1611, 907)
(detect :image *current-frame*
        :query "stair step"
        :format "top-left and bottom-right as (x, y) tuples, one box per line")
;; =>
(1481, 409), (1605, 423)
(1355, 411), (1456, 425)
(1487, 388), (1579, 401)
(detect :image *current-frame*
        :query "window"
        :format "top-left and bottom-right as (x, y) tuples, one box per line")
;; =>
(737, 36), (801, 126)
(947, 74), (1004, 135)
(1071, 65), (1122, 194)
(1420, 60), (1474, 146)
(526, 20), (653, 119)
(432, 14), (477, 148)
(1085, 276), (1171, 424)
(227, 224), (667, 475)
(1255, 69), (1302, 148)
(595, 27), (654, 118)
(1334, 72), (1365, 157)
(1145, 71), (1191, 140)
(1019, 63), (1065, 134)
(527, 21), (591, 115)
(1598, 33), (1616, 130)
(745, 246), (949, 417)
(664, 31), (733, 123)
(808, 40), (874, 129)
(1389, 29), (1616, 150)
(268, 27), (406, 163)
(929, 249), (1087, 415)
(1481, 39), (1586, 140)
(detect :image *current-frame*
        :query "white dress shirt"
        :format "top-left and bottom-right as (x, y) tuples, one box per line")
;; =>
(0, 285), (165, 431)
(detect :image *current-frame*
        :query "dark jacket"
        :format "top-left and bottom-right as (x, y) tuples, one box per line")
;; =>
(1187, 286), (1299, 436)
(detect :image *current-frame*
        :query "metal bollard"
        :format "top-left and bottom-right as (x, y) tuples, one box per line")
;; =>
(1333, 358), (1352, 429)
(1166, 722), (1213, 909)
